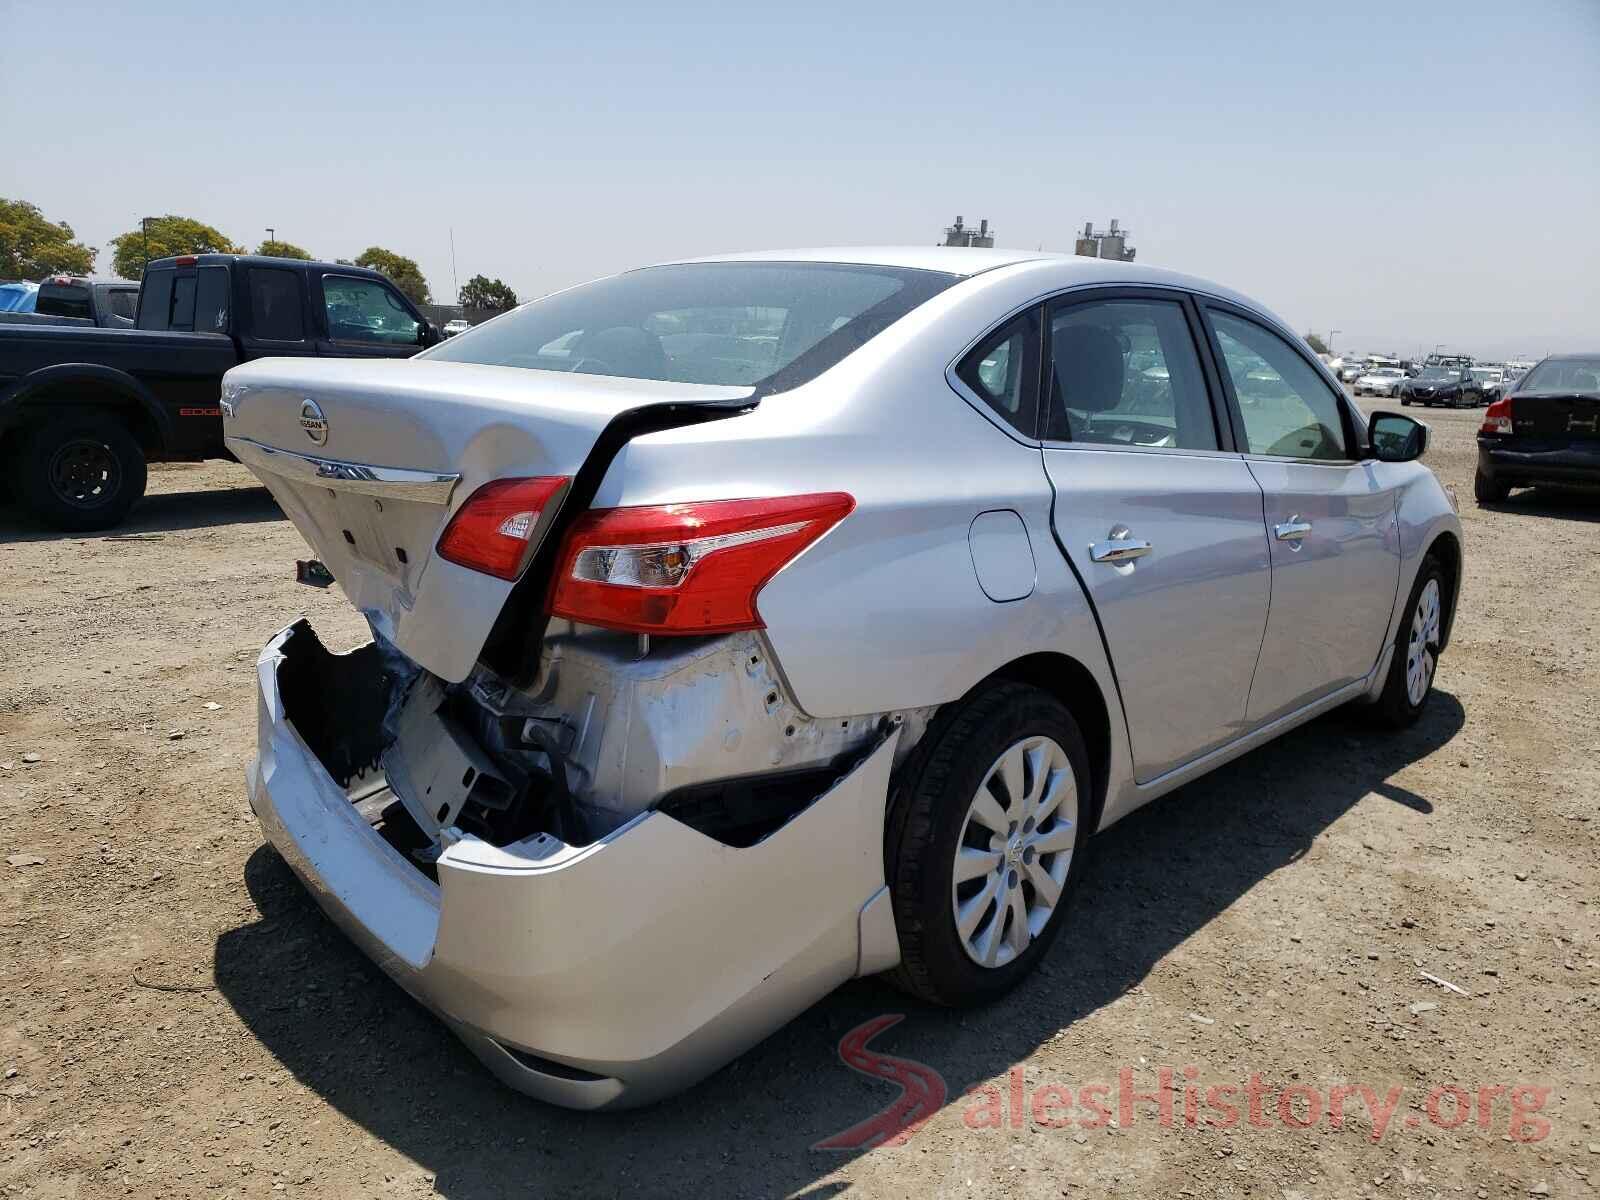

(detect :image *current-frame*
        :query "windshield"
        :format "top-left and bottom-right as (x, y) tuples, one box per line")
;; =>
(1419, 367), (1454, 380)
(1370, 368), (1403, 378)
(1469, 368), (1500, 382)
(424, 262), (958, 390)
(1519, 357), (1600, 393)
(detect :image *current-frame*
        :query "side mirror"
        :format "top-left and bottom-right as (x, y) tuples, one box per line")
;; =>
(419, 321), (440, 347)
(1368, 412), (1428, 462)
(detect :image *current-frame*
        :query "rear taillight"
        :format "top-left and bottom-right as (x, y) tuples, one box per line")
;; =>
(1481, 397), (1513, 435)
(548, 493), (855, 634)
(437, 476), (570, 581)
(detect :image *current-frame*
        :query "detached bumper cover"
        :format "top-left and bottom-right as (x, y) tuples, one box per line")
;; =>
(1477, 439), (1600, 487)
(247, 621), (901, 1109)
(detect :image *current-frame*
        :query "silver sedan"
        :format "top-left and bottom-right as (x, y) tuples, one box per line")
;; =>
(225, 248), (1462, 1109)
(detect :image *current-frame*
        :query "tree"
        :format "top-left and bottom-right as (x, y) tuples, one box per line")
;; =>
(0, 198), (95, 279)
(257, 238), (312, 260)
(353, 246), (431, 305)
(459, 274), (518, 312)
(1303, 332), (1329, 355)
(108, 215), (241, 280)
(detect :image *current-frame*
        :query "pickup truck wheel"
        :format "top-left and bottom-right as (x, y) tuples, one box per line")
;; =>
(1369, 556), (1447, 729)
(884, 682), (1091, 1006)
(18, 416), (148, 532)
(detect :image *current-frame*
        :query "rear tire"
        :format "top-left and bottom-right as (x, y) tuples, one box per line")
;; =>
(1474, 469), (1509, 504)
(884, 682), (1092, 1006)
(17, 414), (148, 532)
(1370, 555), (1447, 729)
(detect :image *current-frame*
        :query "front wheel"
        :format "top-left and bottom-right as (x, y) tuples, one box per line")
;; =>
(17, 415), (148, 532)
(885, 682), (1091, 1006)
(1370, 556), (1447, 728)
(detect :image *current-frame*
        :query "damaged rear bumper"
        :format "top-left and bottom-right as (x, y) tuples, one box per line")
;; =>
(245, 621), (901, 1110)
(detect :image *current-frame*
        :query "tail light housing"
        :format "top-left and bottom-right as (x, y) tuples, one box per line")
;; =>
(549, 493), (855, 634)
(1481, 397), (1514, 435)
(437, 476), (570, 580)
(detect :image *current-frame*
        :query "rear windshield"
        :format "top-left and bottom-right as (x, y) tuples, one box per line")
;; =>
(423, 262), (958, 391)
(35, 285), (91, 320)
(1518, 357), (1600, 393)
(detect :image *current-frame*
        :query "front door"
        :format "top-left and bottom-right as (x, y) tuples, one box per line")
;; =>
(1201, 306), (1401, 724)
(1039, 292), (1271, 783)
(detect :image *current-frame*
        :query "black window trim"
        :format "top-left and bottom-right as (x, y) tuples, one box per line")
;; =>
(318, 271), (422, 346)
(1038, 285), (1236, 456)
(1196, 299), (1365, 464)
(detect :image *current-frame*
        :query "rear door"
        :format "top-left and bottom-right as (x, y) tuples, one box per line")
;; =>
(1200, 304), (1401, 724)
(313, 273), (427, 360)
(239, 265), (318, 363)
(1035, 289), (1271, 783)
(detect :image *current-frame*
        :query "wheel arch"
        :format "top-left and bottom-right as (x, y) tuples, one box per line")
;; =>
(0, 365), (171, 460)
(986, 652), (1113, 836)
(1424, 529), (1462, 651)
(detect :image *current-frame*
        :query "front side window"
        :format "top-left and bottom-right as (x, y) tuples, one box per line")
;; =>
(426, 262), (957, 391)
(1046, 298), (1217, 450)
(955, 309), (1040, 436)
(1209, 311), (1349, 461)
(249, 268), (304, 341)
(324, 275), (420, 345)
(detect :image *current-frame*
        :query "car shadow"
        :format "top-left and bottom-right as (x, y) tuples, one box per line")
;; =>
(214, 690), (1464, 1199)
(1478, 488), (1600, 524)
(0, 485), (281, 542)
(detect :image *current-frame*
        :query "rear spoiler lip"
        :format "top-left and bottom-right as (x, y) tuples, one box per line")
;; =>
(479, 395), (760, 684)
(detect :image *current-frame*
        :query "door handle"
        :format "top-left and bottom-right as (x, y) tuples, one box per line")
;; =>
(1089, 525), (1153, 563)
(1274, 515), (1312, 542)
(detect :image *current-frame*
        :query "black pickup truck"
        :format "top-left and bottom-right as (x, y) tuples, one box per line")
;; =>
(0, 276), (142, 330)
(0, 254), (440, 530)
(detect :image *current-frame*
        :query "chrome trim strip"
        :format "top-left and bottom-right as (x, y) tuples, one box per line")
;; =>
(226, 436), (461, 505)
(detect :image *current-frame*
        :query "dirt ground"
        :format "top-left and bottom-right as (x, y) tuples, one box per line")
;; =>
(1, 397), (1596, 1199)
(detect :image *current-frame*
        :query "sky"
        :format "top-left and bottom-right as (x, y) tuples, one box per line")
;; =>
(3, 0), (1596, 360)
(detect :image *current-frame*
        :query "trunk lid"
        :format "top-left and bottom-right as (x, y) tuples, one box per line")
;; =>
(1509, 391), (1600, 441)
(223, 357), (754, 681)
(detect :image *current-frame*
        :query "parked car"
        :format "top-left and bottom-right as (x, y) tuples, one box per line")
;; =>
(228, 248), (1462, 1110)
(442, 318), (472, 337)
(1399, 365), (1484, 408)
(1335, 359), (1366, 383)
(1355, 366), (1406, 397)
(1469, 366), (1505, 402)
(0, 275), (140, 330)
(0, 254), (440, 530)
(1474, 352), (1600, 502)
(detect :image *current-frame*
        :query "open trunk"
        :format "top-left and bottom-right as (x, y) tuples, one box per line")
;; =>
(223, 356), (754, 681)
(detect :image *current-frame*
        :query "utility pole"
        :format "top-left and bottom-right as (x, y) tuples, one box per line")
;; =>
(1329, 329), (1341, 354)
(449, 227), (460, 306)
(141, 216), (153, 270)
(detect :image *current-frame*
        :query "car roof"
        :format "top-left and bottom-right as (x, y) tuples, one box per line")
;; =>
(147, 253), (388, 278)
(657, 245), (1267, 307)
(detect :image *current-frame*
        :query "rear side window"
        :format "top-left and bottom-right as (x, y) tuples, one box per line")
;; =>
(424, 262), (957, 391)
(1046, 298), (1217, 450)
(136, 269), (174, 330)
(249, 268), (304, 341)
(194, 267), (230, 334)
(955, 310), (1040, 436)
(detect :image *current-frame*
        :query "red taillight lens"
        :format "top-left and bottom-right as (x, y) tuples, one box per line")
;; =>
(437, 476), (570, 581)
(1481, 397), (1514, 435)
(549, 492), (855, 634)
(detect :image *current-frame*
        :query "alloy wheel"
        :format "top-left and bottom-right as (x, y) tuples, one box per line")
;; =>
(951, 735), (1077, 969)
(1406, 578), (1442, 706)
